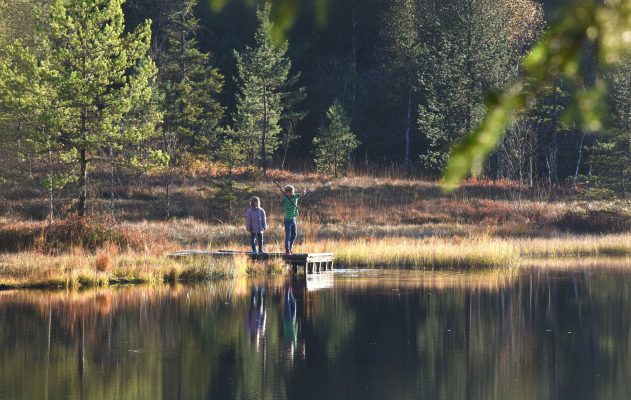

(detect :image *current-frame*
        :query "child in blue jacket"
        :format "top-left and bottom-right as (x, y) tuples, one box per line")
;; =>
(246, 196), (267, 254)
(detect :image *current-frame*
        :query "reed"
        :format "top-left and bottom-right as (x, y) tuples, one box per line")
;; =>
(514, 234), (631, 258)
(0, 251), (279, 289)
(4, 232), (631, 289)
(303, 238), (519, 269)
(1, 177), (631, 289)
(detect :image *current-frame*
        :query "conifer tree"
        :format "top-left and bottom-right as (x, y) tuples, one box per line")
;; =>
(591, 54), (631, 197)
(214, 127), (246, 210)
(0, 0), (162, 217)
(233, 3), (304, 174)
(380, 0), (419, 168)
(158, 0), (224, 218)
(161, 0), (224, 159)
(417, 0), (543, 174)
(313, 100), (359, 177)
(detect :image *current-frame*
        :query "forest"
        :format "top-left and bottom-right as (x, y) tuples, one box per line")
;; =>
(1, 0), (631, 223)
(5, 3), (631, 397)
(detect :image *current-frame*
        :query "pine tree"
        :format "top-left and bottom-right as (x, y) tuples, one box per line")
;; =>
(380, 0), (419, 168)
(233, 3), (304, 174)
(417, 0), (543, 174)
(214, 127), (246, 210)
(591, 54), (631, 197)
(0, 35), (71, 221)
(161, 0), (224, 159)
(158, 0), (224, 218)
(313, 99), (359, 177)
(0, 0), (162, 217)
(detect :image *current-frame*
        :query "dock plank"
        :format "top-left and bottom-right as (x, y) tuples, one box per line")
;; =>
(168, 250), (334, 275)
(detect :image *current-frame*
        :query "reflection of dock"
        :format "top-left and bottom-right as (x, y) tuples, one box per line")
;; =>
(169, 250), (334, 275)
(305, 273), (334, 291)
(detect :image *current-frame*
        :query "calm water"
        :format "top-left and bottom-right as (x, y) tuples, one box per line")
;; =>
(1, 268), (631, 400)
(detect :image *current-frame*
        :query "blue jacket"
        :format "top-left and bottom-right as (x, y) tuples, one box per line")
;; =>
(246, 207), (267, 233)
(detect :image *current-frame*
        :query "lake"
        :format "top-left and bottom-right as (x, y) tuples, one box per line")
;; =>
(1, 267), (630, 400)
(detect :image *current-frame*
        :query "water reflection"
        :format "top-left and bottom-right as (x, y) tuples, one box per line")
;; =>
(1, 269), (631, 400)
(246, 286), (266, 349)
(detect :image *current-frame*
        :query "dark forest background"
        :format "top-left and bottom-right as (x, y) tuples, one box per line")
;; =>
(1, 0), (630, 222)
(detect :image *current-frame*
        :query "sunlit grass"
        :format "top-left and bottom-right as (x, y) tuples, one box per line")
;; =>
(304, 238), (519, 269)
(0, 251), (285, 289)
(515, 234), (631, 258)
(3, 217), (631, 289)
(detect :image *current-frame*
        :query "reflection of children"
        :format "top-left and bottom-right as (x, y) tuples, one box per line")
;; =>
(245, 196), (267, 254)
(281, 185), (306, 255)
(282, 286), (298, 346)
(246, 286), (266, 348)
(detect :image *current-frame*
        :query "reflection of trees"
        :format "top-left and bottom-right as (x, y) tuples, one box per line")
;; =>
(410, 270), (631, 400)
(2, 271), (631, 399)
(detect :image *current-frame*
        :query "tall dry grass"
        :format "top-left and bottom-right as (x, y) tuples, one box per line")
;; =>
(0, 250), (277, 289)
(515, 234), (631, 258)
(5, 166), (630, 234)
(1, 171), (631, 288)
(301, 238), (519, 269)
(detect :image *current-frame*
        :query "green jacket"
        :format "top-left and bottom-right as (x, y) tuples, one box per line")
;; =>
(283, 194), (299, 220)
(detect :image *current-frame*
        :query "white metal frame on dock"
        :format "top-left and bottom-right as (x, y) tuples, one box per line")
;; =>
(169, 250), (334, 275)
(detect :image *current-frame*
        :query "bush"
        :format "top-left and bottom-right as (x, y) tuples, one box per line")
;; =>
(94, 253), (112, 272)
(0, 216), (147, 254)
(556, 210), (631, 234)
(38, 216), (140, 253)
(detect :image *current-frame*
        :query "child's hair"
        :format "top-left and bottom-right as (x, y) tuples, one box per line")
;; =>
(284, 185), (294, 193)
(250, 196), (260, 207)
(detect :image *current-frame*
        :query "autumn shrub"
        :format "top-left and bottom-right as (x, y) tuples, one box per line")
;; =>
(0, 221), (37, 252)
(556, 209), (631, 234)
(94, 253), (112, 272)
(37, 216), (138, 253)
(0, 216), (161, 254)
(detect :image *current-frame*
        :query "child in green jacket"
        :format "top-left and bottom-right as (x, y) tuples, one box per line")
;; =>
(282, 185), (306, 255)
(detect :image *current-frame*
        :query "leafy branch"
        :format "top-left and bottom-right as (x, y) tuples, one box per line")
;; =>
(443, 0), (631, 189)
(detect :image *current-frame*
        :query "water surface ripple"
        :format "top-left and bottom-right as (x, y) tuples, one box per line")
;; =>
(0, 268), (628, 400)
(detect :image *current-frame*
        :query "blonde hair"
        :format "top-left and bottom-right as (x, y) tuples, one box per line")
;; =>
(250, 196), (260, 207)
(284, 185), (294, 193)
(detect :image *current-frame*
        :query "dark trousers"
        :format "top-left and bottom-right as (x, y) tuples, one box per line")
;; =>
(284, 219), (297, 252)
(250, 233), (264, 253)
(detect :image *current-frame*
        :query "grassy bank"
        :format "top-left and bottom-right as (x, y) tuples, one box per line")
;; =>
(0, 251), (286, 289)
(1, 172), (631, 289)
(4, 231), (631, 289)
(304, 238), (519, 269)
(3, 168), (631, 235)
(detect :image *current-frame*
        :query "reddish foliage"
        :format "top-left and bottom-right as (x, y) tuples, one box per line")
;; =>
(556, 210), (631, 234)
(0, 216), (163, 254)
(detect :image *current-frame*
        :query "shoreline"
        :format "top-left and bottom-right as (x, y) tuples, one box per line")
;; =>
(3, 233), (631, 289)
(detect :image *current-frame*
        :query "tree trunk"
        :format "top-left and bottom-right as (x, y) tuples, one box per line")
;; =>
(165, 170), (171, 220)
(404, 82), (412, 169)
(261, 84), (268, 175)
(48, 141), (54, 224)
(528, 124), (536, 187)
(573, 132), (585, 190)
(109, 146), (115, 217)
(551, 130), (558, 183)
(78, 148), (87, 217)
(334, 145), (338, 177)
(550, 84), (559, 183)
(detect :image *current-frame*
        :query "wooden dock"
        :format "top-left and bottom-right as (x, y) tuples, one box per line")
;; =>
(169, 250), (334, 275)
